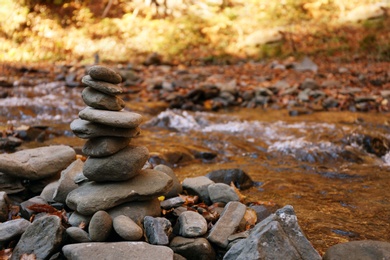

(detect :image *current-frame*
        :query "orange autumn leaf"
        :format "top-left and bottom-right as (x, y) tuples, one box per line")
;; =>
(27, 204), (59, 214)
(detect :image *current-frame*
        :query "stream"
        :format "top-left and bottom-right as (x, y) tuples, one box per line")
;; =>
(0, 80), (389, 255)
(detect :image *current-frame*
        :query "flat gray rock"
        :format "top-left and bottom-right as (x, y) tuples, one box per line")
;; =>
(87, 65), (122, 84)
(82, 75), (123, 95)
(154, 164), (182, 198)
(63, 242), (174, 260)
(178, 211), (207, 238)
(113, 215), (143, 241)
(82, 136), (131, 157)
(208, 183), (239, 204)
(108, 199), (161, 225)
(0, 145), (75, 180)
(70, 118), (140, 139)
(323, 240), (390, 260)
(53, 159), (83, 203)
(89, 210), (113, 242)
(144, 216), (172, 245)
(170, 236), (215, 260)
(0, 218), (31, 242)
(40, 181), (59, 203)
(182, 176), (214, 205)
(82, 87), (125, 111)
(83, 145), (149, 182)
(79, 106), (143, 128)
(66, 169), (173, 215)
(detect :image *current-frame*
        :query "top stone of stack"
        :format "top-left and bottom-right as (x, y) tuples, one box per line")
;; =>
(87, 65), (122, 84)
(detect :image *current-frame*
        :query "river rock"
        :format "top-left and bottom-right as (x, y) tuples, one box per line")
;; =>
(70, 118), (140, 139)
(154, 164), (182, 198)
(82, 136), (131, 157)
(63, 242), (174, 260)
(113, 215), (144, 241)
(170, 236), (216, 260)
(160, 196), (185, 210)
(11, 216), (65, 260)
(207, 201), (247, 248)
(0, 145), (75, 180)
(87, 65), (122, 84)
(323, 240), (390, 260)
(66, 169), (172, 215)
(53, 159), (83, 203)
(0, 172), (25, 194)
(66, 227), (91, 243)
(68, 211), (92, 227)
(208, 183), (240, 204)
(178, 211), (208, 238)
(82, 87), (125, 111)
(82, 75), (123, 95)
(0, 218), (31, 242)
(0, 191), (10, 222)
(20, 196), (48, 220)
(182, 176), (214, 205)
(79, 106), (143, 128)
(108, 199), (161, 225)
(144, 216), (172, 245)
(89, 210), (113, 242)
(205, 168), (254, 190)
(40, 181), (59, 202)
(83, 145), (149, 182)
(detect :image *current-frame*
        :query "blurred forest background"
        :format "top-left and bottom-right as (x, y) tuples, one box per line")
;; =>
(0, 0), (389, 64)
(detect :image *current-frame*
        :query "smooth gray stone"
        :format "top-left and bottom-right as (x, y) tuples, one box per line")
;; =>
(89, 211), (113, 242)
(182, 176), (214, 205)
(79, 106), (143, 128)
(83, 145), (149, 182)
(207, 201), (247, 248)
(87, 65), (122, 84)
(170, 236), (215, 260)
(154, 164), (182, 198)
(108, 199), (161, 225)
(208, 183), (239, 204)
(160, 196), (185, 210)
(82, 87), (125, 111)
(82, 75), (123, 95)
(70, 118), (140, 139)
(205, 168), (254, 190)
(323, 240), (390, 260)
(20, 196), (48, 220)
(66, 227), (91, 243)
(113, 215), (143, 241)
(144, 216), (172, 245)
(0, 172), (25, 194)
(0, 218), (31, 242)
(82, 136), (131, 157)
(11, 216), (65, 260)
(40, 181), (59, 203)
(66, 169), (173, 215)
(68, 211), (92, 227)
(63, 242), (174, 260)
(53, 159), (83, 203)
(0, 145), (75, 180)
(178, 211), (207, 238)
(0, 191), (10, 222)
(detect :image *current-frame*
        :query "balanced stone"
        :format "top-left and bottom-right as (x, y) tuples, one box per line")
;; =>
(79, 106), (143, 128)
(82, 87), (125, 111)
(66, 169), (173, 215)
(70, 119), (140, 139)
(82, 75), (123, 95)
(0, 145), (75, 180)
(108, 199), (161, 225)
(87, 65), (122, 84)
(83, 145), (149, 182)
(82, 136), (131, 157)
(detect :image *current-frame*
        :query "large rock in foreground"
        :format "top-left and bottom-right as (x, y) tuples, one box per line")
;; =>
(0, 145), (75, 180)
(63, 242), (174, 260)
(323, 240), (390, 260)
(66, 169), (173, 215)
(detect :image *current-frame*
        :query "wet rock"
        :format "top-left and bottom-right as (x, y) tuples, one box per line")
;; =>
(0, 218), (31, 242)
(79, 106), (143, 128)
(20, 196), (48, 220)
(66, 169), (172, 215)
(82, 75), (123, 95)
(40, 181), (59, 203)
(113, 215), (144, 241)
(0, 145), (76, 180)
(82, 87), (125, 111)
(87, 65), (122, 84)
(178, 211), (208, 238)
(182, 176), (214, 205)
(323, 240), (390, 260)
(205, 168), (254, 190)
(208, 183), (240, 204)
(0, 191), (10, 222)
(11, 216), (65, 260)
(154, 164), (183, 198)
(63, 241), (174, 260)
(82, 136), (131, 157)
(208, 201), (247, 248)
(161, 196), (185, 210)
(144, 216), (172, 245)
(83, 145), (149, 182)
(108, 199), (161, 227)
(170, 236), (216, 260)
(53, 159), (83, 203)
(0, 172), (24, 194)
(68, 211), (92, 227)
(66, 227), (91, 243)
(89, 210), (113, 242)
(70, 119), (140, 139)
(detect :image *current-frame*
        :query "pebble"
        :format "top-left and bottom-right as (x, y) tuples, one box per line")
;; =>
(144, 216), (172, 245)
(208, 183), (240, 204)
(205, 168), (254, 190)
(82, 87), (125, 111)
(89, 210), (113, 242)
(170, 236), (216, 260)
(182, 176), (215, 205)
(113, 215), (144, 241)
(154, 164), (183, 198)
(68, 211), (92, 227)
(82, 75), (123, 95)
(0, 218), (31, 242)
(108, 199), (161, 225)
(177, 211), (208, 238)
(87, 65), (122, 84)
(66, 227), (91, 243)
(52, 159), (83, 203)
(160, 196), (185, 210)
(82, 136), (131, 157)
(39, 181), (59, 202)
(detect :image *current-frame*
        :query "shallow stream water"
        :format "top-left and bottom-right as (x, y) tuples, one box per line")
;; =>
(0, 82), (389, 255)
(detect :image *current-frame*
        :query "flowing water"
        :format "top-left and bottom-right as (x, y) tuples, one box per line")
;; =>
(1, 82), (389, 255)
